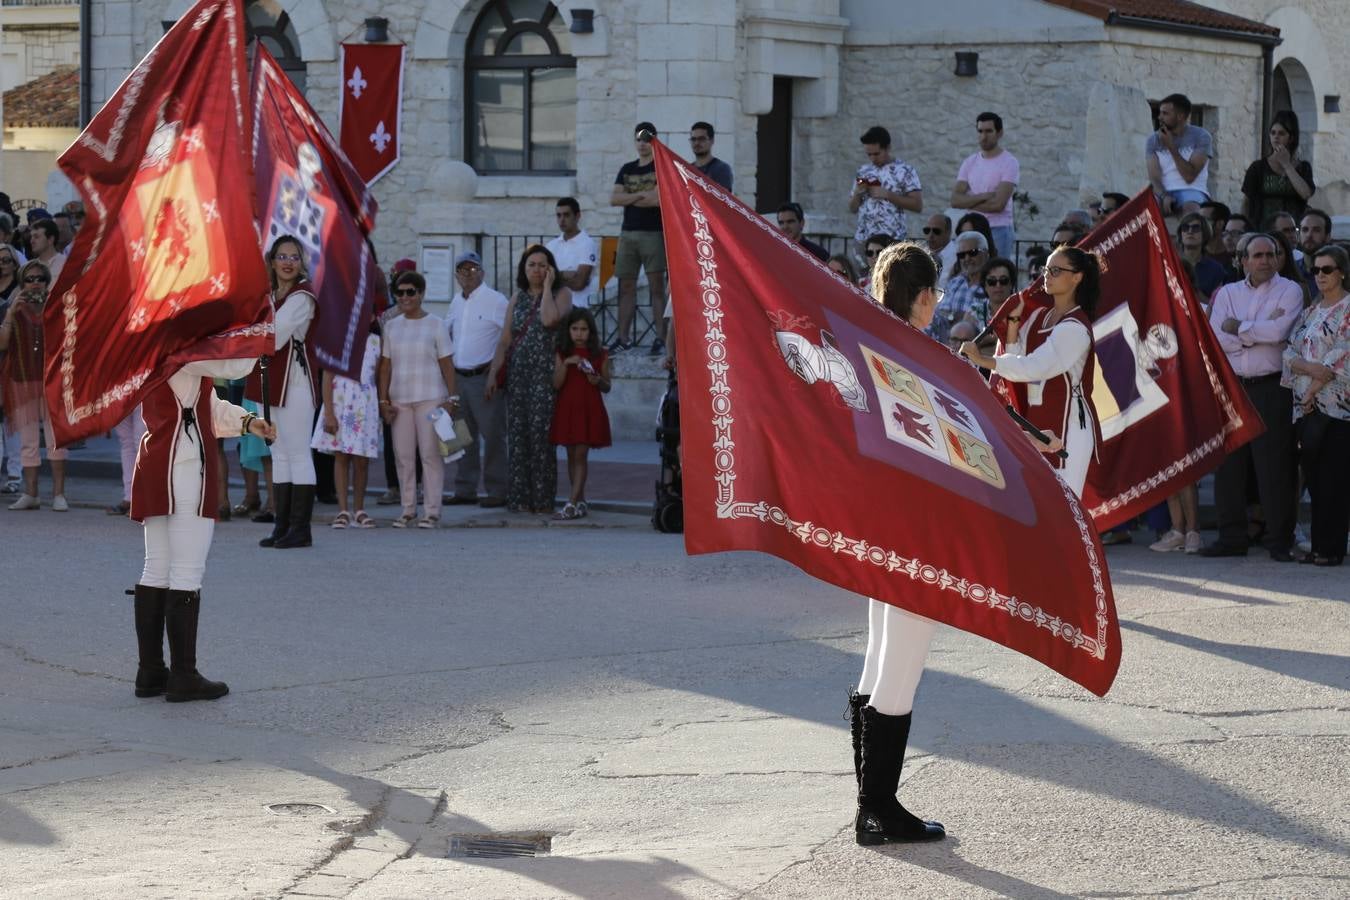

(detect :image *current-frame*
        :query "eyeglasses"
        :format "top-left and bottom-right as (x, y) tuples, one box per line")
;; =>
(23, 275), (49, 284)
(0, 257), (13, 266)
(1044, 265), (1080, 278)
(983, 276), (1012, 287)
(1309, 265), (1341, 276)
(922, 227), (946, 236)
(864, 248), (882, 258)
(1179, 223), (1203, 233)
(395, 288), (421, 297)
(274, 253), (302, 262)
(956, 249), (985, 261)
(931, 288), (946, 305)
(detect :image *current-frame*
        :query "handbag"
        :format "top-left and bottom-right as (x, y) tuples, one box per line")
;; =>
(495, 294), (541, 389)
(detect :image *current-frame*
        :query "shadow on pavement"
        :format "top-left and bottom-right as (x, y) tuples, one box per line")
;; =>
(1122, 619), (1350, 692)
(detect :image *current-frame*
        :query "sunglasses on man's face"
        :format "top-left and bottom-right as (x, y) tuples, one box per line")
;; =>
(1309, 265), (1341, 276)
(395, 288), (421, 297)
(922, 227), (946, 236)
(984, 276), (1011, 287)
(956, 249), (984, 261)
(1179, 223), (1203, 233)
(865, 248), (882, 258)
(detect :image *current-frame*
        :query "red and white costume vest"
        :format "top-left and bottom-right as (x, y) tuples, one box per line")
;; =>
(130, 364), (251, 522)
(1010, 307), (1102, 469)
(245, 281), (319, 407)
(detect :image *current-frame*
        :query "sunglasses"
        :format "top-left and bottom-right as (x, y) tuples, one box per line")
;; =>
(1179, 223), (1203, 233)
(1309, 265), (1341, 276)
(1044, 265), (1080, 278)
(395, 288), (421, 297)
(23, 275), (49, 284)
(983, 276), (1012, 287)
(274, 253), (302, 262)
(864, 248), (881, 258)
(922, 227), (946, 235)
(956, 249), (984, 261)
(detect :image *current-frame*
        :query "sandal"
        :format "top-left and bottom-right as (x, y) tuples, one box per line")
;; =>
(575, 501), (588, 518)
(217, 504), (232, 521)
(331, 511), (351, 530)
(233, 498), (261, 516)
(353, 510), (376, 529)
(554, 502), (578, 520)
(417, 515), (439, 529)
(392, 513), (416, 529)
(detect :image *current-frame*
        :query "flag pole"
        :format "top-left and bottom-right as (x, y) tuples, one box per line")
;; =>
(260, 355), (273, 446)
(1005, 404), (1069, 459)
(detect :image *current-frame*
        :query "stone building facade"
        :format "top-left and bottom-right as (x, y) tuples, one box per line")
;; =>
(75, 0), (1350, 286)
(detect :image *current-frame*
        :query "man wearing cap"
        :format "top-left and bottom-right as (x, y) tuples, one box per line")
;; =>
(546, 197), (598, 309)
(609, 122), (667, 356)
(445, 251), (509, 507)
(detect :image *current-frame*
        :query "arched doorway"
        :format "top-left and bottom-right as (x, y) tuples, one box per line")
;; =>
(246, 0), (306, 92)
(1273, 58), (1317, 165)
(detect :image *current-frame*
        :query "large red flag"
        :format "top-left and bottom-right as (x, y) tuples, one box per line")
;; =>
(44, 0), (271, 445)
(339, 43), (405, 185)
(988, 190), (1264, 530)
(253, 45), (378, 381)
(654, 140), (1120, 697)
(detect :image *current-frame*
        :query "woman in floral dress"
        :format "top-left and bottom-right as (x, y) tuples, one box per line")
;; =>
(312, 323), (382, 528)
(488, 244), (572, 513)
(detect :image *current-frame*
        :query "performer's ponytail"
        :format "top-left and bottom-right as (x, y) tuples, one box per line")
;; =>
(873, 241), (938, 323)
(1058, 246), (1101, 320)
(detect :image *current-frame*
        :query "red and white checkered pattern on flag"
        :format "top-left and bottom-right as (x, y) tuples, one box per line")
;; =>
(652, 138), (1121, 697)
(339, 43), (404, 185)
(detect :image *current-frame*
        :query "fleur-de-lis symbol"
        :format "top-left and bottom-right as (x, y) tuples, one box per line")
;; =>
(347, 66), (367, 99)
(370, 121), (392, 153)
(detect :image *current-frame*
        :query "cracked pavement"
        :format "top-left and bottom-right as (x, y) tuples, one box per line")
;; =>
(0, 493), (1346, 898)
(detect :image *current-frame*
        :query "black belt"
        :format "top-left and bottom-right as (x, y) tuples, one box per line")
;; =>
(1239, 372), (1280, 385)
(455, 364), (491, 377)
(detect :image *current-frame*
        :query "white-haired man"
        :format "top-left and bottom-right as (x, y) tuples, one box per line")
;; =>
(927, 231), (988, 347)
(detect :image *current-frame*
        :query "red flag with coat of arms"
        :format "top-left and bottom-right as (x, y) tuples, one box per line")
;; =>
(43, 0), (271, 446)
(253, 44), (378, 382)
(652, 139), (1120, 697)
(986, 189), (1265, 530)
(339, 43), (405, 185)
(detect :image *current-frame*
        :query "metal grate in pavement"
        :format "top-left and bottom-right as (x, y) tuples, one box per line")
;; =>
(448, 832), (552, 859)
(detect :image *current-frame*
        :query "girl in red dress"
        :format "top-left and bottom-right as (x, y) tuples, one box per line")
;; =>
(550, 308), (611, 519)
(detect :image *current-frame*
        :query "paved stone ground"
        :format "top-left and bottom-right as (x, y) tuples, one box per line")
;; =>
(0, 487), (1346, 898)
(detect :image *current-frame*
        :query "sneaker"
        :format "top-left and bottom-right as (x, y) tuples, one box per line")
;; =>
(605, 338), (633, 354)
(376, 489), (400, 506)
(8, 494), (39, 511)
(648, 338), (666, 357)
(51, 495), (69, 512)
(2, 480), (19, 494)
(1149, 529), (1185, 552)
(1184, 531), (1203, 554)
(1101, 530), (1133, 546)
(1295, 524), (1311, 554)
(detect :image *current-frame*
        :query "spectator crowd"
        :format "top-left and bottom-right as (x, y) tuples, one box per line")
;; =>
(1, 97), (1346, 560)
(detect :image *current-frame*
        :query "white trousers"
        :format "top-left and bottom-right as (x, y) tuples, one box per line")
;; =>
(113, 409), (146, 502)
(271, 394), (316, 485)
(1, 425), (21, 478)
(857, 600), (939, 716)
(140, 461), (216, 591)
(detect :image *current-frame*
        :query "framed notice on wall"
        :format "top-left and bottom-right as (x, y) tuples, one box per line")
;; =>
(421, 244), (454, 302)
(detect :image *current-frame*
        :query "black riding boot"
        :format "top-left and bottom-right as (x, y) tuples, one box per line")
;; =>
(259, 482), (292, 547)
(855, 706), (945, 845)
(133, 584), (169, 697)
(274, 484), (314, 548)
(163, 589), (229, 702)
(847, 690), (870, 785)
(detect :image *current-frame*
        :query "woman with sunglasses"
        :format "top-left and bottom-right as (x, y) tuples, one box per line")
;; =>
(849, 241), (946, 847)
(1283, 245), (1350, 566)
(246, 235), (319, 549)
(0, 244), (20, 302)
(1175, 213), (1226, 304)
(1, 260), (69, 510)
(857, 233), (894, 293)
(960, 246), (1103, 495)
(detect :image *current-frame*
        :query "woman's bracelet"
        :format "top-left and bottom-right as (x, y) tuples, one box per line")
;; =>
(1006, 316), (1022, 323)
(240, 412), (256, 436)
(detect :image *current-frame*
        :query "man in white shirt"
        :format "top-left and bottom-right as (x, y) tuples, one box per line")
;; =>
(545, 197), (598, 308)
(445, 251), (510, 507)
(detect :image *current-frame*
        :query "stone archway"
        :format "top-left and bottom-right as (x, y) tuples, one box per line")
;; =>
(411, 0), (584, 60)
(162, 0), (336, 61)
(1273, 57), (1317, 139)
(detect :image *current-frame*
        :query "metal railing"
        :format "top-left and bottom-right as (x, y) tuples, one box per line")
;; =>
(0, 1), (79, 7)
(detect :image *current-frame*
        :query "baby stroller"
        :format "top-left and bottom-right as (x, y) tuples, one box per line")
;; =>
(653, 369), (683, 533)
